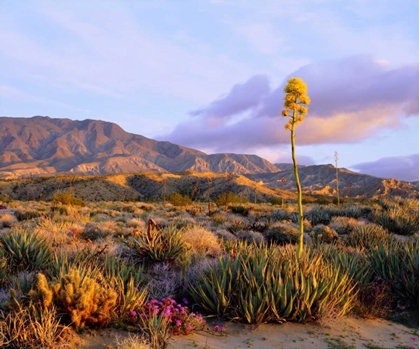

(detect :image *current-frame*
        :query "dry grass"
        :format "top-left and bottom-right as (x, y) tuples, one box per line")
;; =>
(182, 226), (222, 257)
(115, 334), (151, 349)
(0, 213), (16, 228)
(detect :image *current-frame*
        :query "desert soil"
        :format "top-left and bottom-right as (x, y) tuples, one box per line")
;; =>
(69, 315), (419, 349)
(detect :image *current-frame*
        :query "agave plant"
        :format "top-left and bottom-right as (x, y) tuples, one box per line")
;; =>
(369, 239), (419, 306)
(189, 242), (357, 324)
(129, 226), (187, 264)
(0, 230), (52, 272)
(345, 224), (395, 250)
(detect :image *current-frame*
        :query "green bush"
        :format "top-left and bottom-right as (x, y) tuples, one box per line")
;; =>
(0, 230), (52, 272)
(14, 210), (41, 221)
(371, 207), (419, 236)
(269, 210), (291, 222)
(167, 193), (191, 207)
(371, 198), (419, 236)
(345, 224), (394, 250)
(129, 226), (186, 264)
(214, 192), (246, 207)
(264, 223), (300, 245)
(189, 242), (357, 324)
(52, 192), (85, 207)
(306, 205), (334, 226)
(228, 205), (250, 216)
(368, 239), (419, 307)
(310, 224), (338, 244)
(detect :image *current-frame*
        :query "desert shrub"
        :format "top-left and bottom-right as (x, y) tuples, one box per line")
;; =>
(210, 212), (228, 226)
(228, 205), (250, 216)
(355, 276), (394, 318)
(182, 226), (221, 257)
(334, 205), (365, 219)
(80, 222), (108, 241)
(147, 263), (182, 300)
(368, 239), (419, 308)
(98, 220), (121, 234)
(269, 209), (291, 222)
(0, 305), (66, 349)
(345, 224), (394, 250)
(29, 269), (118, 330)
(329, 216), (361, 235)
(214, 192), (246, 207)
(168, 192), (192, 207)
(306, 205), (335, 226)
(126, 218), (146, 230)
(129, 226), (186, 264)
(0, 255), (8, 286)
(371, 206), (419, 236)
(189, 242), (357, 324)
(101, 255), (148, 320)
(14, 209), (40, 221)
(0, 213), (17, 228)
(52, 192), (85, 207)
(0, 230), (52, 272)
(227, 219), (246, 234)
(316, 244), (371, 286)
(235, 230), (265, 244)
(102, 254), (146, 287)
(215, 228), (237, 241)
(264, 222), (300, 245)
(116, 335), (151, 349)
(171, 215), (196, 230)
(310, 224), (338, 244)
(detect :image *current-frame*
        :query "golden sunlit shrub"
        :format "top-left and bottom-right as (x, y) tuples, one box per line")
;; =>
(182, 226), (221, 257)
(126, 218), (146, 230)
(0, 213), (17, 228)
(310, 224), (339, 244)
(0, 305), (67, 349)
(329, 216), (362, 235)
(30, 269), (118, 330)
(264, 222), (300, 245)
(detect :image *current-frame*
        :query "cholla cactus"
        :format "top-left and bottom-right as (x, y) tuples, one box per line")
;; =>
(29, 268), (118, 330)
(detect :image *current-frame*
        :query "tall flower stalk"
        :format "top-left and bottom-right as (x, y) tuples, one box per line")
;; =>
(282, 77), (311, 258)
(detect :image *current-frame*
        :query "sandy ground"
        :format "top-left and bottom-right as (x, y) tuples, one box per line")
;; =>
(70, 315), (419, 349)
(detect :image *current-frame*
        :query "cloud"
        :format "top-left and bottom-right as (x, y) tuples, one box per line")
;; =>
(163, 56), (419, 154)
(190, 75), (270, 119)
(351, 154), (419, 182)
(256, 55), (419, 119)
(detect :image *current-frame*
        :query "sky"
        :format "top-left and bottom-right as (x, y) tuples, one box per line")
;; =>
(0, 0), (418, 181)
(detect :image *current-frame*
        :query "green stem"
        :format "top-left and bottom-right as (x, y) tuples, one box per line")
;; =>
(290, 111), (304, 259)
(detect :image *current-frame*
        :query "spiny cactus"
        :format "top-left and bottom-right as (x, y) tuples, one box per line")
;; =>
(29, 268), (118, 330)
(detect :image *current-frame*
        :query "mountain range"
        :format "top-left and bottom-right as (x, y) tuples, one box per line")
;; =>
(0, 116), (417, 199)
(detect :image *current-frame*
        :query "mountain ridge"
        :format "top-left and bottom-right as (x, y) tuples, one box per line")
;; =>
(0, 116), (417, 199)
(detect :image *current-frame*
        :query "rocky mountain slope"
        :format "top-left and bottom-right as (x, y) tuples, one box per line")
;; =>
(247, 165), (419, 199)
(0, 116), (417, 199)
(0, 116), (278, 177)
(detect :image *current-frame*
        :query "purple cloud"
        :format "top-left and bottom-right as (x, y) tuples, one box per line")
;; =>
(351, 154), (419, 182)
(163, 56), (419, 152)
(257, 55), (419, 119)
(190, 75), (270, 119)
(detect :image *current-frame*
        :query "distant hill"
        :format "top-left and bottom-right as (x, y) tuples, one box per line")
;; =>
(246, 164), (419, 199)
(0, 116), (278, 177)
